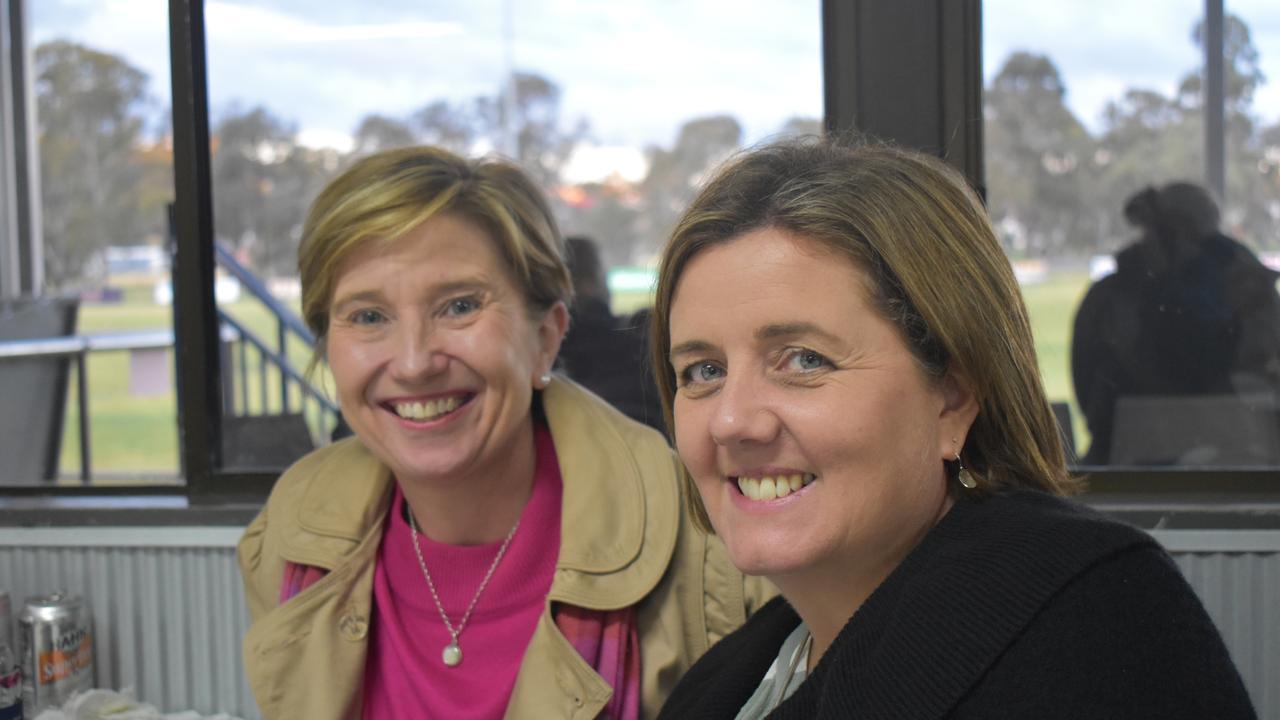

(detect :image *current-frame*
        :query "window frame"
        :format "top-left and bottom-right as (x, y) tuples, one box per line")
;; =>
(1, 0), (1277, 515)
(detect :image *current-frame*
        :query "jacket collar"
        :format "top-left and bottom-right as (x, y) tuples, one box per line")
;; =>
(275, 376), (679, 609)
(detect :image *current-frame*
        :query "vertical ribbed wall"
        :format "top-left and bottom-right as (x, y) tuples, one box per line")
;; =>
(0, 534), (1276, 720)
(1171, 552), (1279, 719)
(0, 543), (256, 719)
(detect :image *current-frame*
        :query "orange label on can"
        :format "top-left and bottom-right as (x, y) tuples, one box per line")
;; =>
(37, 631), (92, 685)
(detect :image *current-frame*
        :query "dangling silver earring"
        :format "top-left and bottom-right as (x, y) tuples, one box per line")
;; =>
(955, 452), (977, 489)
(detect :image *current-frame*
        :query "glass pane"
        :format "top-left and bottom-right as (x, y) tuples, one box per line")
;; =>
(1225, 1), (1280, 248)
(204, 1), (822, 467)
(984, 2), (1280, 468)
(4, 1), (178, 485)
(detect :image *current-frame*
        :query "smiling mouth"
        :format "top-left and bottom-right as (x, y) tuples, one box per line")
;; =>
(386, 394), (473, 422)
(734, 473), (816, 501)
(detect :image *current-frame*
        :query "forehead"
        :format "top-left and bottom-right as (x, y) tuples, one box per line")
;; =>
(332, 213), (512, 292)
(670, 228), (873, 331)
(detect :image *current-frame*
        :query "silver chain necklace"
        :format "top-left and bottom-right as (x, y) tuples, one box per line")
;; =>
(408, 511), (521, 668)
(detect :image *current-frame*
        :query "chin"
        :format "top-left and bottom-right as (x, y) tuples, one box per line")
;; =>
(721, 538), (819, 580)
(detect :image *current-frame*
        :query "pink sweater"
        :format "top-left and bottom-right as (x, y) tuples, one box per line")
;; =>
(361, 425), (562, 719)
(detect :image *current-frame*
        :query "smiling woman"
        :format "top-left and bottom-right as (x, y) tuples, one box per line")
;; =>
(653, 137), (1257, 719)
(236, 146), (771, 719)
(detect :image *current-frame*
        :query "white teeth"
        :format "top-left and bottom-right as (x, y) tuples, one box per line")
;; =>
(394, 396), (460, 421)
(735, 473), (814, 501)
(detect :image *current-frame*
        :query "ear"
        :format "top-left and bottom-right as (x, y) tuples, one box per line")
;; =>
(534, 300), (570, 377)
(937, 368), (980, 458)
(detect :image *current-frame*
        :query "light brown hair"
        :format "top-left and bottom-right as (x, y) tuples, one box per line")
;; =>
(651, 137), (1076, 531)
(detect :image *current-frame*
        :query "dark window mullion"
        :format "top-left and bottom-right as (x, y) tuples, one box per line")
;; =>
(168, 0), (222, 494)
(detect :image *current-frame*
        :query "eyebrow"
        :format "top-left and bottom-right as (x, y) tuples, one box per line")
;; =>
(755, 321), (843, 347)
(330, 279), (488, 313)
(668, 339), (717, 359)
(330, 290), (383, 314)
(668, 322), (843, 360)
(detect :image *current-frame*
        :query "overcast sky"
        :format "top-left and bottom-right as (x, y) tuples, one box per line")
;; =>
(30, 0), (1280, 149)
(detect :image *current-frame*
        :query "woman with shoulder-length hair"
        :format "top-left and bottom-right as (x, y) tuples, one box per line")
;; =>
(237, 146), (769, 719)
(652, 138), (1256, 719)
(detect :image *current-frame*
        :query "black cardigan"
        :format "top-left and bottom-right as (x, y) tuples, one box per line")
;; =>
(659, 489), (1256, 719)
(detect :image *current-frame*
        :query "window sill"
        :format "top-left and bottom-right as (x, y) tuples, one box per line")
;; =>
(0, 494), (261, 526)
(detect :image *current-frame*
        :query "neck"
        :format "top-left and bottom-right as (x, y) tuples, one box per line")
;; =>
(774, 492), (956, 669)
(398, 418), (538, 545)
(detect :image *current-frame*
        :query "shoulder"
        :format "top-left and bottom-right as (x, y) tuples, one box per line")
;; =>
(542, 375), (677, 488)
(239, 437), (392, 580)
(257, 437), (389, 528)
(657, 596), (798, 719)
(791, 490), (1164, 717)
(958, 543), (1255, 718)
(936, 489), (1155, 565)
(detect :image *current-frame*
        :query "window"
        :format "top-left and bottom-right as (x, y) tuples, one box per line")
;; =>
(0, 0), (177, 485)
(5, 0), (1276, 497)
(202, 0), (822, 470)
(984, 0), (1280, 470)
(0, 0), (820, 489)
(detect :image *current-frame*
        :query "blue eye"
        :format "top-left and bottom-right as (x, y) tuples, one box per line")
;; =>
(350, 309), (386, 326)
(788, 349), (828, 372)
(444, 296), (480, 317)
(681, 361), (725, 385)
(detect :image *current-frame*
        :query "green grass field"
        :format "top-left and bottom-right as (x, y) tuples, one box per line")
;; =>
(51, 273), (1094, 483)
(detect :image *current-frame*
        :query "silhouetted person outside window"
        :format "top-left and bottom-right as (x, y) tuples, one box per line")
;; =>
(1072, 182), (1280, 464)
(558, 235), (665, 432)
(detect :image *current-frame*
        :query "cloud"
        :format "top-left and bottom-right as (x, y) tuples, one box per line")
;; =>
(26, 0), (1280, 152)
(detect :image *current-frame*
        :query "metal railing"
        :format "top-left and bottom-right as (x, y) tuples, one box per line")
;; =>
(0, 328), (223, 482)
(215, 309), (338, 427)
(214, 243), (316, 407)
(0, 320), (339, 483)
(0, 247), (336, 483)
(212, 244), (340, 451)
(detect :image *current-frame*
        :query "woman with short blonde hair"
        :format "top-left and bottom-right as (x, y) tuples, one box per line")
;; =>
(240, 146), (769, 719)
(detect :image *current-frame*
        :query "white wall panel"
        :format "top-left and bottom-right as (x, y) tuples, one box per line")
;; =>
(1, 527), (1277, 720)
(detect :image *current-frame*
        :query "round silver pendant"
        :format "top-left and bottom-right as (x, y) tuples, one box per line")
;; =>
(442, 641), (463, 667)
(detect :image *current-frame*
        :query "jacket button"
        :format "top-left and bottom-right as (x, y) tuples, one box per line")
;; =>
(339, 612), (368, 640)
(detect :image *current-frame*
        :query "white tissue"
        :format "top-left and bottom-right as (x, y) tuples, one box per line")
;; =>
(30, 687), (243, 720)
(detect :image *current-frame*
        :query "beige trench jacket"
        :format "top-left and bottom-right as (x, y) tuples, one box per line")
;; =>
(238, 377), (772, 719)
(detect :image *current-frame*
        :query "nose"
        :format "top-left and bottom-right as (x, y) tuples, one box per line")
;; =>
(708, 371), (780, 447)
(388, 317), (448, 381)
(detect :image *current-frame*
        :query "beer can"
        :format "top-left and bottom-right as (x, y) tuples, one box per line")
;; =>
(19, 591), (94, 716)
(0, 591), (19, 720)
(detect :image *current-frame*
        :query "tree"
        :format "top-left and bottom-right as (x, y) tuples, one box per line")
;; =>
(350, 114), (416, 157)
(1094, 88), (1202, 238)
(475, 72), (585, 187)
(638, 115), (743, 255)
(211, 106), (327, 275)
(1097, 13), (1277, 249)
(35, 40), (156, 288)
(984, 52), (1095, 256)
(411, 100), (475, 155)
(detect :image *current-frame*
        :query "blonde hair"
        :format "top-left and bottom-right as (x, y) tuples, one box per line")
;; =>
(651, 137), (1077, 531)
(298, 146), (572, 373)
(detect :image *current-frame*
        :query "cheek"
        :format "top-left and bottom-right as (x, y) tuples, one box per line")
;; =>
(673, 400), (715, 473)
(327, 339), (375, 386)
(458, 318), (541, 380)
